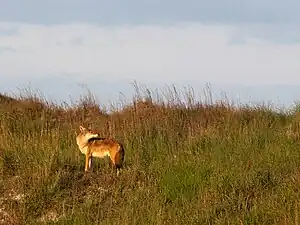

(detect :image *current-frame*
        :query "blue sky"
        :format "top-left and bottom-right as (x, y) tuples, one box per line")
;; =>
(0, 1), (300, 109)
(1, 0), (300, 25)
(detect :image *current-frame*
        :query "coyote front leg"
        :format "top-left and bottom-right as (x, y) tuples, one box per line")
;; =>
(85, 150), (93, 172)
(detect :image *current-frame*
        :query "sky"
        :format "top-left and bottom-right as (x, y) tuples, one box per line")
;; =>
(0, 0), (300, 109)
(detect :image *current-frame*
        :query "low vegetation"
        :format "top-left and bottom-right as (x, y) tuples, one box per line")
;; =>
(1, 83), (300, 224)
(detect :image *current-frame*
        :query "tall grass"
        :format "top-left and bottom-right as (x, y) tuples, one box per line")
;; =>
(0, 83), (300, 225)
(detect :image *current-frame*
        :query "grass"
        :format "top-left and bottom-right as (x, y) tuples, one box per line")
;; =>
(1, 83), (300, 224)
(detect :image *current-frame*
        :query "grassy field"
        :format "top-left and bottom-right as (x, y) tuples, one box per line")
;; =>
(1, 84), (300, 225)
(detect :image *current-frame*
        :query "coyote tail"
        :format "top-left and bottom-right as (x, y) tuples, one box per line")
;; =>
(114, 144), (125, 170)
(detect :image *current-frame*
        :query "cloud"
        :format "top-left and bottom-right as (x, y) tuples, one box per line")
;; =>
(0, 22), (299, 88)
(230, 24), (300, 45)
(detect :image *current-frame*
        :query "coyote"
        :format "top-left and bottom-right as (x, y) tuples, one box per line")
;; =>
(76, 125), (125, 175)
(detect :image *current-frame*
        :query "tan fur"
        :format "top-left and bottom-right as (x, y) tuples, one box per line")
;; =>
(76, 125), (125, 175)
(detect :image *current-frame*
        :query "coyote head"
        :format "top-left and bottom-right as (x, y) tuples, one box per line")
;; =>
(78, 125), (100, 141)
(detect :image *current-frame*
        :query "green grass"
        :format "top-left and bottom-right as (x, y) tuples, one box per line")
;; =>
(1, 84), (300, 224)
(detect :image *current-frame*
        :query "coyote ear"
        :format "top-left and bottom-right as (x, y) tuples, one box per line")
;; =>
(79, 126), (85, 132)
